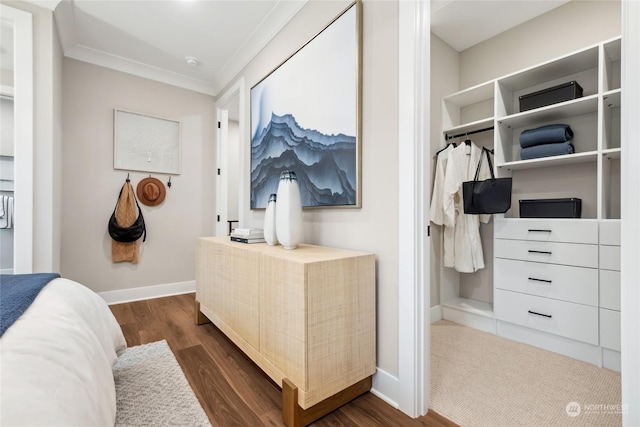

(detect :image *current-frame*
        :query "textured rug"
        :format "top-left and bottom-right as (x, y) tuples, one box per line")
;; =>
(113, 340), (211, 426)
(431, 320), (622, 427)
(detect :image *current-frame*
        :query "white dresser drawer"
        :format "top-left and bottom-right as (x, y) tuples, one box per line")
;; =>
(494, 289), (598, 345)
(600, 245), (621, 271)
(494, 219), (598, 244)
(600, 270), (621, 311)
(600, 308), (621, 351)
(600, 220), (621, 246)
(494, 258), (598, 306)
(494, 239), (598, 268)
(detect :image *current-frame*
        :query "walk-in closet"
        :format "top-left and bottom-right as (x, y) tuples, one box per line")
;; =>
(429, 0), (623, 424)
(1, 19), (14, 273)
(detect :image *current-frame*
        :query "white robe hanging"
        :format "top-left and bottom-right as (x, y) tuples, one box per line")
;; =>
(430, 144), (455, 268)
(443, 142), (491, 273)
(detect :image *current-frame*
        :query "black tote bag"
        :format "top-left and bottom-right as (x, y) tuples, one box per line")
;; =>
(463, 147), (512, 214)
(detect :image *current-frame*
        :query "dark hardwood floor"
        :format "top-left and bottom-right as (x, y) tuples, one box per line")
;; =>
(109, 293), (457, 427)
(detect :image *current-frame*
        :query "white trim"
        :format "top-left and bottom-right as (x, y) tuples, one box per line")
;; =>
(21, 0), (60, 11)
(621, 0), (640, 425)
(430, 305), (443, 323)
(215, 77), (246, 236)
(64, 45), (216, 96)
(99, 280), (196, 305)
(370, 368), (399, 409)
(397, 0), (430, 418)
(2, 4), (34, 274)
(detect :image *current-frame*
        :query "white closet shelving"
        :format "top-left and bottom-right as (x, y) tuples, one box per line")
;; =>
(439, 36), (622, 368)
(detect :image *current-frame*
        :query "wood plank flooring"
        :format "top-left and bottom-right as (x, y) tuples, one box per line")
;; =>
(109, 293), (457, 427)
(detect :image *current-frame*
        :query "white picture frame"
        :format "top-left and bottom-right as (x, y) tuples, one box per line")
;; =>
(114, 109), (181, 174)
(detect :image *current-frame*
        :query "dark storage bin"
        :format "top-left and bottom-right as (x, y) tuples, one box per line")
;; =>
(519, 81), (583, 112)
(519, 198), (582, 218)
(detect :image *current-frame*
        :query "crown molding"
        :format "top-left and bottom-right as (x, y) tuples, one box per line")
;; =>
(65, 44), (216, 96)
(21, 0), (61, 12)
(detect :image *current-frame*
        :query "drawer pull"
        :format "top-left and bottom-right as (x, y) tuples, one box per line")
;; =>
(528, 310), (552, 318)
(528, 277), (552, 284)
(528, 229), (552, 233)
(528, 250), (552, 255)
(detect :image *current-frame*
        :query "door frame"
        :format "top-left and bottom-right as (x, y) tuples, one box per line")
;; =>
(397, 0), (430, 417)
(1, 4), (34, 273)
(215, 77), (245, 236)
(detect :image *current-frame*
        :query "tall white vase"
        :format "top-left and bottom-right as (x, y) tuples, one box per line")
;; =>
(263, 193), (278, 246)
(275, 171), (302, 250)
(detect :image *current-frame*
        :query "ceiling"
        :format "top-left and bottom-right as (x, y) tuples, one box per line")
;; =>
(11, 1), (571, 97)
(51, 0), (308, 96)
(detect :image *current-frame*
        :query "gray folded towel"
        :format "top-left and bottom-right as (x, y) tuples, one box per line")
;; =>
(520, 140), (574, 160)
(519, 124), (573, 148)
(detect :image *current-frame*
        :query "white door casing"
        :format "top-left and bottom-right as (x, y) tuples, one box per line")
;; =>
(1, 4), (34, 273)
(215, 77), (245, 236)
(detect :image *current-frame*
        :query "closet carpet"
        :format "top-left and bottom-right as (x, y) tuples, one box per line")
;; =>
(431, 320), (621, 427)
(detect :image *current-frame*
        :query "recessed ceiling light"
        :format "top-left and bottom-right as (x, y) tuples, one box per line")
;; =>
(185, 56), (199, 67)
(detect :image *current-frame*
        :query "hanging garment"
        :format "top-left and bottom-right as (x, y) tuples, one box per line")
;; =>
(0, 196), (14, 229)
(111, 181), (140, 263)
(443, 142), (491, 273)
(430, 144), (455, 268)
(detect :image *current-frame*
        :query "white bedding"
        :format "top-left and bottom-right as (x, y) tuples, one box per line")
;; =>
(0, 277), (127, 426)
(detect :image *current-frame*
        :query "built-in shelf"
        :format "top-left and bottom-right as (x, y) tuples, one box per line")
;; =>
(497, 95), (598, 130)
(603, 148), (621, 160)
(443, 117), (494, 140)
(498, 151), (598, 171)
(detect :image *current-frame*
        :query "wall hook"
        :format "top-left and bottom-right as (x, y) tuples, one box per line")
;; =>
(126, 173), (130, 182)
(167, 176), (172, 189)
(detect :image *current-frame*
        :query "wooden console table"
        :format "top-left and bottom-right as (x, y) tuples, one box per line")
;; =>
(195, 236), (376, 427)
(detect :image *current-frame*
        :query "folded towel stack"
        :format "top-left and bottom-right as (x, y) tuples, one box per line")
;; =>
(519, 124), (574, 160)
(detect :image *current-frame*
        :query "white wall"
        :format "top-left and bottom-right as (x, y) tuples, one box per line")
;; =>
(61, 59), (216, 293)
(219, 0), (400, 378)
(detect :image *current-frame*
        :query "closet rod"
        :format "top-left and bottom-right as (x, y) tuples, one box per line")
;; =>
(445, 126), (494, 141)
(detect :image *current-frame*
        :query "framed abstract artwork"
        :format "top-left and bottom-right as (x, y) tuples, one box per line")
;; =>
(114, 109), (181, 175)
(250, 1), (362, 209)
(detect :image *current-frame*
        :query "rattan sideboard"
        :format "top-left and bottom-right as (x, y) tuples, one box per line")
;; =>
(195, 236), (376, 427)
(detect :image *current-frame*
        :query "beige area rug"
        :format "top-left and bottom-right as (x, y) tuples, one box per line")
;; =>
(431, 320), (622, 427)
(113, 340), (211, 426)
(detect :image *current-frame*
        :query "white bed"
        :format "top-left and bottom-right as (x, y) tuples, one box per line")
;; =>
(0, 277), (127, 426)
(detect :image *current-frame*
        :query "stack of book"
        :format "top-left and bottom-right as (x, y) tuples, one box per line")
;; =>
(230, 228), (266, 244)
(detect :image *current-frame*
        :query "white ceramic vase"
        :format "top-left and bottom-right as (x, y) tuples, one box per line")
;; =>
(275, 171), (302, 250)
(263, 193), (278, 246)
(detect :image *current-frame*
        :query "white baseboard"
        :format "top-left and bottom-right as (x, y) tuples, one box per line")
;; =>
(371, 367), (399, 409)
(430, 305), (443, 323)
(99, 280), (196, 305)
(0, 268), (14, 274)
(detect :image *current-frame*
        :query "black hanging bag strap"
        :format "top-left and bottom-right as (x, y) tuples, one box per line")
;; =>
(108, 179), (147, 242)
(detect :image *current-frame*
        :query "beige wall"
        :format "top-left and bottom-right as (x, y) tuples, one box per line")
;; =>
(219, 0), (400, 376)
(429, 34), (459, 308)
(460, 0), (621, 88)
(61, 59), (216, 293)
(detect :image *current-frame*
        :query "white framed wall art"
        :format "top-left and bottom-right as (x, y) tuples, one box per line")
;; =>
(114, 109), (181, 174)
